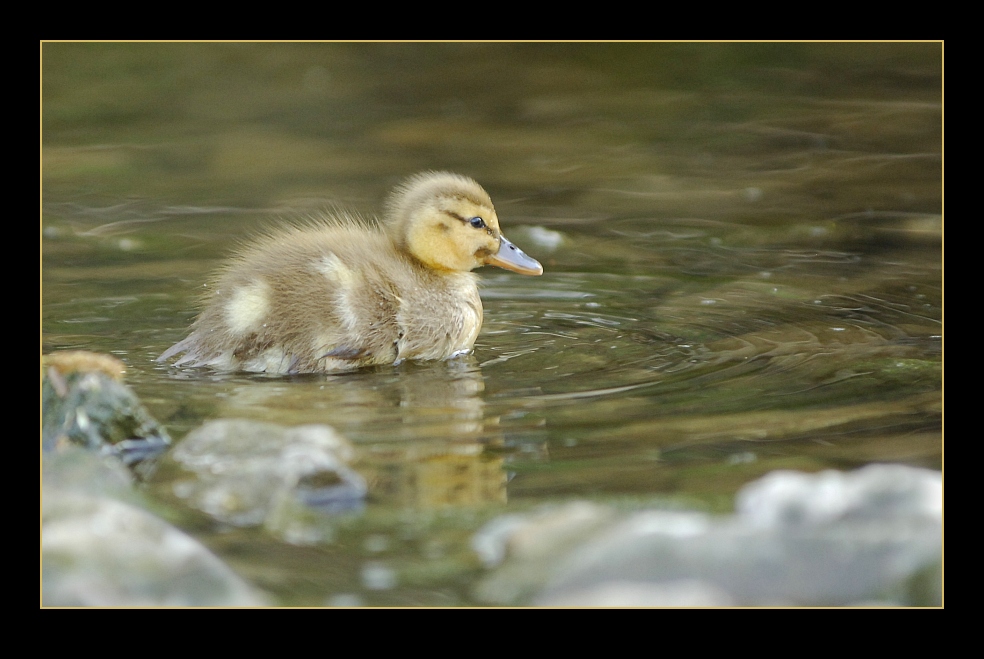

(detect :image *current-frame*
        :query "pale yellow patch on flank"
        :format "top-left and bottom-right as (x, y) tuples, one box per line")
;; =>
(315, 254), (361, 331)
(224, 280), (270, 335)
(316, 253), (356, 287)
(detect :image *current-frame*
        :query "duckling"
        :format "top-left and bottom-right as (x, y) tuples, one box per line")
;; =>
(159, 171), (543, 374)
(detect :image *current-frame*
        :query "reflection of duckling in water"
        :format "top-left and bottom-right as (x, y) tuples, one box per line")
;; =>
(159, 172), (543, 374)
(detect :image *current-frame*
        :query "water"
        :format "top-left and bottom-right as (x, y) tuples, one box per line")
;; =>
(42, 42), (942, 606)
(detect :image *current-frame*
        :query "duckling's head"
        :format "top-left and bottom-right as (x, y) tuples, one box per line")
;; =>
(385, 172), (543, 276)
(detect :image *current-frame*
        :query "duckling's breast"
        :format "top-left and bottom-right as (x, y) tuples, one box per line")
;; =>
(394, 270), (482, 362)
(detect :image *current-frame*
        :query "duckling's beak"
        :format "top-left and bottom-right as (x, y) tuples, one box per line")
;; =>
(486, 235), (543, 276)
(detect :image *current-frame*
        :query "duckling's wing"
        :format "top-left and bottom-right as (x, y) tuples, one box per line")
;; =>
(157, 335), (223, 369)
(157, 336), (197, 365)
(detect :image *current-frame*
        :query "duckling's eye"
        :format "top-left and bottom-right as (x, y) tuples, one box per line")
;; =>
(469, 217), (486, 229)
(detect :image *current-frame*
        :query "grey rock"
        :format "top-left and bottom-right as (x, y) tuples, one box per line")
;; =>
(42, 491), (268, 607)
(473, 465), (942, 607)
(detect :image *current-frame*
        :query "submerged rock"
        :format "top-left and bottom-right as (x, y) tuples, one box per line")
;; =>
(473, 464), (942, 607)
(170, 419), (367, 539)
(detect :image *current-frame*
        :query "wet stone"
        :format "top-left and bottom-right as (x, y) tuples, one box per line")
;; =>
(42, 351), (170, 467)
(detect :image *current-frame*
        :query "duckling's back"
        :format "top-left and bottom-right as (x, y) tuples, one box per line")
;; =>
(160, 222), (482, 374)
